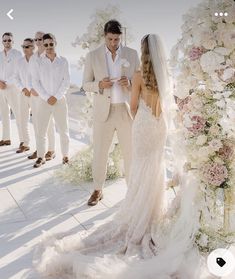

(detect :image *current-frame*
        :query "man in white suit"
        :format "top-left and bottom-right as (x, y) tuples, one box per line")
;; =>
(0, 32), (22, 147)
(14, 38), (35, 153)
(28, 31), (56, 161)
(32, 33), (70, 168)
(83, 20), (140, 206)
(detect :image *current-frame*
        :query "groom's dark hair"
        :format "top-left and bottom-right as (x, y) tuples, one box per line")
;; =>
(104, 20), (122, 35)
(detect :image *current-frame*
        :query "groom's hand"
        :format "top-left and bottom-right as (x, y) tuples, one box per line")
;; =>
(0, 81), (6, 90)
(118, 76), (129, 87)
(99, 77), (114, 89)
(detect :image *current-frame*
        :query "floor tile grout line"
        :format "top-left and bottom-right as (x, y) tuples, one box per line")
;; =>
(6, 187), (28, 220)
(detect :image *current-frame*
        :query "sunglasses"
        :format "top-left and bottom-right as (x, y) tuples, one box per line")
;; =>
(43, 43), (55, 47)
(3, 39), (12, 43)
(22, 45), (33, 49)
(34, 38), (42, 42)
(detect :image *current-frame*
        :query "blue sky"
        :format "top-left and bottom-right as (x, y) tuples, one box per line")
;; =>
(0, 0), (202, 85)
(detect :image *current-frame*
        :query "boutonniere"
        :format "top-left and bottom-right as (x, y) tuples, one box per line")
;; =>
(121, 58), (130, 76)
(121, 58), (130, 68)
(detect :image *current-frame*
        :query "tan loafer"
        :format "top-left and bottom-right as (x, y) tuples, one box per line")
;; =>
(0, 140), (11, 146)
(33, 157), (45, 168)
(45, 151), (56, 161)
(62, 156), (69, 164)
(87, 190), (103, 206)
(28, 151), (37, 160)
(16, 145), (30, 153)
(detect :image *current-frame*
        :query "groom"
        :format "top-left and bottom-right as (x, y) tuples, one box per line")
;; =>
(83, 20), (140, 206)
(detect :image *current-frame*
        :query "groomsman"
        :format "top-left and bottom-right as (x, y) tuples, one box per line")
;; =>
(28, 31), (56, 160)
(83, 20), (140, 206)
(14, 38), (35, 153)
(0, 32), (22, 147)
(32, 33), (70, 168)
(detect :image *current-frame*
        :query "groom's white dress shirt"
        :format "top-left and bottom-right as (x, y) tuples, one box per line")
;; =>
(32, 54), (70, 101)
(105, 45), (127, 104)
(0, 49), (22, 84)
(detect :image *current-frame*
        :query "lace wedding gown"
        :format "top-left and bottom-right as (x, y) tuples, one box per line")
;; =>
(34, 99), (200, 279)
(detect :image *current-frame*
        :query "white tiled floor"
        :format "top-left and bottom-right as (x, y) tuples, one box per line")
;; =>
(2, 100), (233, 279)
(0, 118), (125, 279)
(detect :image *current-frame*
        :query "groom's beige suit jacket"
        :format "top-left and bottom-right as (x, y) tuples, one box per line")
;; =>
(82, 44), (140, 122)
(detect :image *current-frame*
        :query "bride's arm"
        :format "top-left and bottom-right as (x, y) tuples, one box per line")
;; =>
(130, 71), (141, 118)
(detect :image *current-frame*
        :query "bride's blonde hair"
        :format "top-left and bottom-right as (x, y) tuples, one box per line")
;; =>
(141, 35), (158, 92)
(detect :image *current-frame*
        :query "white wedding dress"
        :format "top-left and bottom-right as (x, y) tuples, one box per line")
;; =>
(34, 98), (171, 277)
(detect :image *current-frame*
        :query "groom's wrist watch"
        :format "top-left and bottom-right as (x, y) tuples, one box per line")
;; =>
(99, 88), (104, 94)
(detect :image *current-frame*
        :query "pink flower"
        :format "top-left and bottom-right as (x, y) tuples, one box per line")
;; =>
(201, 162), (228, 187)
(189, 47), (205, 61)
(218, 145), (234, 160)
(187, 115), (206, 135)
(177, 96), (191, 111)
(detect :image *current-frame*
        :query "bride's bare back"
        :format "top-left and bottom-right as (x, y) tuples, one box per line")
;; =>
(131, 71), (162, 118)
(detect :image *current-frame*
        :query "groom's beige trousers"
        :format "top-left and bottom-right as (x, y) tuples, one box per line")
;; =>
(93, 103), (132, 190)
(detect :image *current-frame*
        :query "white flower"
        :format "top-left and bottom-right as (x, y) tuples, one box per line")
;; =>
(196, 135), (207, 146)
(209, 125), (220, 136)
(197, 147), (213, 161)
(192, 98), (204, 110)
(198, 233), (208, 247)
(200, 51), (225, 74)
(190, 61), (204, 79)
(209, 139), (223, 151)
(222, 91), (232, 98)
(202, 39), (217, 50)
(213, 92), (223, 100)
(214, 157), (224, 165)
(213, 47), (231, 56)
(221, 68), (235, 82)
(120, 58), (130, 68)
(216, 99), (226, 109)
(183, 115), (192, 128)
(230, 52), (235, 67)
(208, 75), (225, 91)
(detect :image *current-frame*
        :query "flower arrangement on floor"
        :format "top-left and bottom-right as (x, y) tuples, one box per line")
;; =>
(56, 144), (123, 185)
(170, 0), (235, 252)
(57, 5), (130, 183)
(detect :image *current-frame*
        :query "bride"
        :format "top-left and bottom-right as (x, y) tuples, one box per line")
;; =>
(34, 34), (200, 279)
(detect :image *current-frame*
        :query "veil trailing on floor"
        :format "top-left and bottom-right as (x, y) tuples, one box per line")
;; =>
(114, 34), (202, 279)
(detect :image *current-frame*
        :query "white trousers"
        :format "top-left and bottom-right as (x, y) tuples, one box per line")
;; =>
(92, 103), (132, 190)
(0, 84), (22, 141)
(30, 95), (55, 151)
(37, 97), (69, 158)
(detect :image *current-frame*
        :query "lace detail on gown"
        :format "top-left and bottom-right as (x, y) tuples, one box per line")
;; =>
(34, 99), (169, 278)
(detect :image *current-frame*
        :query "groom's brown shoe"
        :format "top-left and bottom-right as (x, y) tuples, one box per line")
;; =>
(87, 190), (103, 206)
